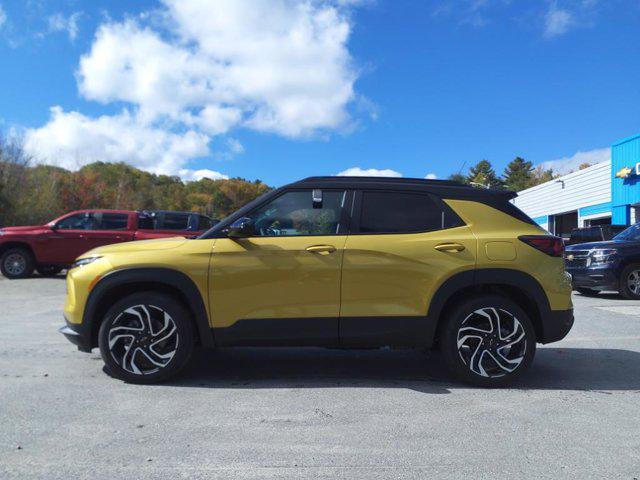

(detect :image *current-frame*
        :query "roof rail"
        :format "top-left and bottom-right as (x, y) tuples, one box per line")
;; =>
(298, 176), (466, 187)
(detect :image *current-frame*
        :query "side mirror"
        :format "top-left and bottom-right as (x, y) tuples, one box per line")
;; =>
(226, 217), (254, 238)
(50, 223), (58, 231)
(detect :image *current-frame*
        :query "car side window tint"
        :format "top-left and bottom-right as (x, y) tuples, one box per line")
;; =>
(56, 213), (98, 230)
(248, 190), (346, 236)
(199, 216), (212, 230)
(359, 191), (461, 234)
(160, 213), (190, 230)
(96, 213), (129, 230)
(137, 214), (155, 230)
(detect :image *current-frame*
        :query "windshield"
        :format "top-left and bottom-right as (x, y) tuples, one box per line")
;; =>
(614, 223), (640, 241)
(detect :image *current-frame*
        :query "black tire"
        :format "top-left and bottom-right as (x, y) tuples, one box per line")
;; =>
(37, 266), (63, 277)
(618, 264), (640, 300)
(0, 247), (35, 279)
(98, 291), (195, 384)
(441, 295), (536, 387)
(576, 287), (599, 297)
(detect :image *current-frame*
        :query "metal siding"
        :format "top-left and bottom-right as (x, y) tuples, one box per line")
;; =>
(579, 202), (612, 217)
(612, 135), (640, 212)
(512, 161), (611, 219)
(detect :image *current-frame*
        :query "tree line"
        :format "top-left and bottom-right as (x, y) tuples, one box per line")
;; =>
(1, 132), (589, 227)
(448, 158), (557, 191)
(0, 134), (270, 227)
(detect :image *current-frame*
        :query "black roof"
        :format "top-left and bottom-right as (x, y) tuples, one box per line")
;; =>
(286, 176), (517, 200)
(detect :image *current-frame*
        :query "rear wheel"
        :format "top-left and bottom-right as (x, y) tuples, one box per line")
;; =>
(576, 287), (599, 297)
(98, 292), (195, 384)
(619, 264), (640, 300)
(0, 248), (35, 279)
(441, 295), (536, 387)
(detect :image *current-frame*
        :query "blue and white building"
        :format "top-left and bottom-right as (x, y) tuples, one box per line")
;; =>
(513, 133), (640, 237)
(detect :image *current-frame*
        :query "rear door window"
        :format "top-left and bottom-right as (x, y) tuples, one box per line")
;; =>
(356, 191), (462, 234)
(95, 213), (129, 230)
(198, 216), (213, 230)
(158, 213), (190, 231)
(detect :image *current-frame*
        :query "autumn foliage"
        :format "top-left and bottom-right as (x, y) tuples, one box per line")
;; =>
(0, 160), (271, 227)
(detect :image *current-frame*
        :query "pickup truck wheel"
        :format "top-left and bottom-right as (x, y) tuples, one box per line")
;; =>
(1, 248), (35, 279)
(441, 295), (536, 387)
(619, 264), (640, 300)
(37, 266), (63, 277)
(98, 292), (194, 384)
(576, 287), (599, 297)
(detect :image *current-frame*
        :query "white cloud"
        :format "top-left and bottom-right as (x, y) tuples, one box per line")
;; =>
(24, 106), (210, 175)
(179, 168), (229, 182)
(425, 173), (437, 179)
(0, 5), (6, 30)
(543, 5), (574, 38)
(26, 0), (364, 176)
(337, 167), (403, 177)
(539, 147), (610, 175)
(47, 12), (82, 41)
(77, 0), (359, 137)
(226, 138), (244, 155)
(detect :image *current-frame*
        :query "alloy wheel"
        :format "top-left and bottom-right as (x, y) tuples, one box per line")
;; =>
(456, 307), (527, 378)
(627, 270), (640, 295)
(4, 254), (26, 276)
(107, 305), (179, 375)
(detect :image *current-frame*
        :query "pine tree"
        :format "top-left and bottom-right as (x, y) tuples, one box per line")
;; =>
(503, 157), (534, 192)
(467, 160), (502, 189)
(448, 173), (468, 184)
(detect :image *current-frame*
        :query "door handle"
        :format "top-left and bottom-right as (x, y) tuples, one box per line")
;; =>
(306, 245), (336, 254)
(435, 243), (465, 253)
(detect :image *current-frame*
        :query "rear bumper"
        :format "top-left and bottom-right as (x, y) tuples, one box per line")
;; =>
(539, 308), (574, 344)
(59, 315), (92, 353)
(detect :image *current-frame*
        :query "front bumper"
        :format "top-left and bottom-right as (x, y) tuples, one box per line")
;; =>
(567, 265), (619, 291)
(60, 314), (92, 353)
(539, 308), (574, 344)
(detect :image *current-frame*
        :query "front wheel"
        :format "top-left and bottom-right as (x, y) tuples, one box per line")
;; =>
(98, 292), (195, 384)
(619, 264), (640, 300)
(0, 248), (35, 279)
(441, 295), (536, 387)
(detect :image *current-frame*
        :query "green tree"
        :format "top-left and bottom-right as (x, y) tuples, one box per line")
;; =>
(530, 166), (555, 186)
(448, 173), (468, 184)
(503, 156), (534, 192)
(467, 160), (502, 189)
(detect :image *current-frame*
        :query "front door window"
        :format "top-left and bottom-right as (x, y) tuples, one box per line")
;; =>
(247, 190), (346, 236)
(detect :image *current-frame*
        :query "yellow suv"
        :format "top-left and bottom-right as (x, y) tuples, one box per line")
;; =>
(60, 177), (573, 386)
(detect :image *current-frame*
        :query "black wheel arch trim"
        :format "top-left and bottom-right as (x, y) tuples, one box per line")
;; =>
(83, 267), (214, 349)
(427, 268), (568, 345)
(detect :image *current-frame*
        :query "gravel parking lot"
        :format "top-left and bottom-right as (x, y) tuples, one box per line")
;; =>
(1, 276), (639, 479)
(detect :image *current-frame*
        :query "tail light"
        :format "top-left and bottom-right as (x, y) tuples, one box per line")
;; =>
(518, 235), (564, 257)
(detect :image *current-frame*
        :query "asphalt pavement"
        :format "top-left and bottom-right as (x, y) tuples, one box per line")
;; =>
(0, 276), (639, 479)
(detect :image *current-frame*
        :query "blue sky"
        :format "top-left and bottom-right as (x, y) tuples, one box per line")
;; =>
(0, 0), (639, 187)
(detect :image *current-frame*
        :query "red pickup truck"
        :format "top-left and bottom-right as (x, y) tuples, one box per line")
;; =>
(0, 209), (215, 279)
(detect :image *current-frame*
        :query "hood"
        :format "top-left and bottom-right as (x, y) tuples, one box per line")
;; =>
(566, 239), (633, 250)
(85, 237), (188, 256)
(0, 225), (48, 234)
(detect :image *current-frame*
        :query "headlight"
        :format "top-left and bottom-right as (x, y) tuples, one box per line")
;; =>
(588, 249), (617, 266)
(0, 230), (5, 236)
(70, 256), (102, 269)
